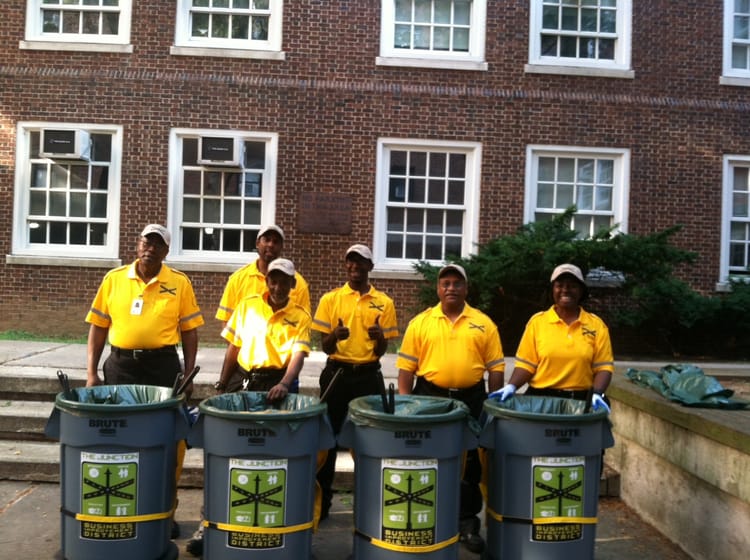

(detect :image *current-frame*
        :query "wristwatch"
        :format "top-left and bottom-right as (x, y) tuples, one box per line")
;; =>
(214, 381), (226, 392)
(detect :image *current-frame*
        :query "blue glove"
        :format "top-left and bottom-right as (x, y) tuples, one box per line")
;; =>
(489, 384), (516, 401)
(591, 393), (610, 413)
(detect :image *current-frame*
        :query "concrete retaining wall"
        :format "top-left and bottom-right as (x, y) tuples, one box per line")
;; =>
(606, 374), (750, 560)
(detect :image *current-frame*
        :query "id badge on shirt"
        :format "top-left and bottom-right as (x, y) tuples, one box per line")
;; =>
(130, 298), (143, 316)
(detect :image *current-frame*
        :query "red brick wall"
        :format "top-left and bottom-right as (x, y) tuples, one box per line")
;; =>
(0, 1), (747, 345)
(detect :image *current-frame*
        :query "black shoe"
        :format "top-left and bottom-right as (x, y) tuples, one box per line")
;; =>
(186, 525), (204, 557)
(459, 516), (485, 554)
(171, 520), (180, 539)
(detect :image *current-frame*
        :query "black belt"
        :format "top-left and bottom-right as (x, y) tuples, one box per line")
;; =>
(240, 366), (286, 380)
(110, 345), (177, 359)
(416, 377), (485, 398)
(525, 386), (591, 401)
(326, 359), (380, 375)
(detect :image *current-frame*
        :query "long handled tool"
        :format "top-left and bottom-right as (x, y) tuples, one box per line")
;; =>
(173, 366), (201, 398)
(56, 370), (73, 400)
(319, 367), (344, 402)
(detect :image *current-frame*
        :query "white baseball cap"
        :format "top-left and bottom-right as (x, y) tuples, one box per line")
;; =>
(345, 244), (373, 262)
(266, 258), (295, 277)
(550, 263), (585, 284)
(256, 225), (285, 242)
(140, 224), (170, 246)
(438, 263), (467, 281)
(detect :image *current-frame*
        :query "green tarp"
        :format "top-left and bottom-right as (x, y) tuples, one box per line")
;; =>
(625, 364), (749, 409)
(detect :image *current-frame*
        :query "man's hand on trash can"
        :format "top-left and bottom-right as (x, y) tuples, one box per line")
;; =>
(267, 381), (290, 402)
(489, 384), (516, 401)
(591, 393), (611, 413)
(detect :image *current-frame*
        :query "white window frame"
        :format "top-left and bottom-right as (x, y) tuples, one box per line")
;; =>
(21, 0), (133, 53)
(171, 0), (285, 60)
(524, 145), (630, 237)
(373, 138), (482, 274)
(526, 0), (633, 79)
(166, 128), (279, 270)
(719, 155), (750, 289)
(377, 0), (488, 71)
(10, 122), (123, 267)
(721, 0), (750, 86)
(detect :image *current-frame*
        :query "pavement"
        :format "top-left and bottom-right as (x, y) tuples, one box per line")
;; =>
(4, 340), (746, 559)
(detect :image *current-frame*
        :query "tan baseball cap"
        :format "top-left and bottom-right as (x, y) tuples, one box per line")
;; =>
(256, 224), (285, 242)
(140, 224), (170, 246)
(438, 263), (467, 281)
(266, 258), (295, 277)
(550, 263), (585, 284)
(346, 244), (373, 262)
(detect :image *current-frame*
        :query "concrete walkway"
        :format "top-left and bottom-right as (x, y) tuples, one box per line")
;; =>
(4, 339), (744, 559)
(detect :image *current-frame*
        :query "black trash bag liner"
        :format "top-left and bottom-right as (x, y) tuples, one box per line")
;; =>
(625, 364), (749, 409)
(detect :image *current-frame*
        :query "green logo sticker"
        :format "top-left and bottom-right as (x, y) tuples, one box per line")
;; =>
(80, 452), (138, 540)
(531, 456), (585, 542)
(381, 458), (437, 546)
(227, 458), (287, 549)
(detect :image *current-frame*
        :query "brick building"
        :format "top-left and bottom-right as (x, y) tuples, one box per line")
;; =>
(1, 1), (749, 345)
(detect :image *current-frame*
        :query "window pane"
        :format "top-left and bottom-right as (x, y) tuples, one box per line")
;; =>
(183, 138), (198, 165)
(447, 180), (464, 204)
(541, 34), (558, 55)
(732, 45), (749, 69)
(596, 186), (613, 211)
(428, 179), (445, 204)
(205, 172), (221, 195)
(391, 150), (407, 174)
(537, 183), (554, 208)
(244, 173), (262, 197)
(406, 208), (423, 232)
(90, 134), (112, 162)
(251, 16), (268, 40)
(454, 1), (471, 25)
(395, 0), (411, 21)
(415, 0), (431, 22)
(90, 193), (107, 218)
(558, 159), (575, 182)
(192, 13), (209, 37)
(30, 192), (47, 215)
(102, 13), (118, 34)
(70, 166), (88, 189)
(386, 233), (403, 258)
(82, 12), (99, 34)
(435, 0), (451, 24)
(425, 235), (442, 259)
(244, 200), (261, 224)
(560, 36), (577, 57)
(225, 172), (240, 196)
(599, 38), (615, 59)
(70, 222), (87, 244)
(43, 11), (61, 32)
(50, 165), (68, 188)
(434, 27), (450, 50)
(426, 209), (443, 233)
(50, 192), (67, 216)
(408, 178), (426, 203)
(91, 166), (108, 189)
(411, 152), (427, 175)
(183, 227), (200, 250)
(204, 199), (221, 222)
(448, 153), (465, 177)
(601, 9), (617, 33)
(414, 26), (430, 48)
(224, 199), (241, 223)
(31, 164), (47, 188)
(446, 210), (462, 233)
(184, 198), (201, 222)
(224, 229), (241, 251)
(430, 153), (446, 176)
(581, 8), (597, 32)
(597, 160), (614, 184)
(388, 207), (404, 230)
(444, 235), (461, 257)
(578, 159), (595, 183)
(70, 192), (87, 217)
(30, 222), (46, 243)
(731, 221), (748, 240)
(389, 178), (406, 202)
(576, 185), (593, 210)
(50, 222), (67, 243)
(734, 167), (749, 190)
(232, 15), (249, 39)
(561, 7), (578, 31)
(395, 24), (411, 48)
(557, 184), (574, 208)
(90, 222), (107, 245)
(542, 5), (559, 29)
(184, 170), (201, 195)
(245, 142), (265, 168)
(405, 235), (423, 259)
(212, 14), (230, 38)
(62, 11), (80, 33)
(453, 28), (469, 51)
(538, 157), (555, 181)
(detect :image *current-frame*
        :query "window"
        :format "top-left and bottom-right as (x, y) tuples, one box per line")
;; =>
(527, 0), (633, 78)
(12, 123), (123, 261)
(167, 129), (279, 265)
(172, 0), (284, 59)
(722, 0), (750, 85)
(22, 0), (133, 52)
(378, 0), (488, 70)
(525, 146), (630, 237)
(720, 156), (750, 283)
(374, 139), (481, 271)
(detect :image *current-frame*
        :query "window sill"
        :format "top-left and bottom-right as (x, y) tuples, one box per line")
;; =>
(19, 40), (133, 53)
(376, 56), (488, 72)
(720, 75), (750, 87)
(6, 254), (121, 269)
(525, 63), (635, 79)
(163, 259), (243, 274)
(170, 46), (285, 60)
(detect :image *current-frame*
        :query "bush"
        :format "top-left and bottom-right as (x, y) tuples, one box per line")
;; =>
(414, 209), (750, 359)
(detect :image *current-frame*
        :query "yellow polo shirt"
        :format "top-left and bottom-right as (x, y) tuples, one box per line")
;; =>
(514, 306), (614, 391)
(222, 293), (312, 371)
(85, 261), (204, 349)
(397, 303), (504, 389)
(312, 283), (399, 364)
(215, 260), (311, 321)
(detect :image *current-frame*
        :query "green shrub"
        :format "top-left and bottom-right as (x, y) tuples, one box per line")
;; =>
(414, 208), (750, 359)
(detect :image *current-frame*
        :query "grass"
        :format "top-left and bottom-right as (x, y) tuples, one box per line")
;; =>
(0, 330), (87, 343)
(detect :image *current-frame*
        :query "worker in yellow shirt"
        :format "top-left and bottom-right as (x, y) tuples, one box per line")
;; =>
(214, 258), (312, 396)
(312, 244), (399, 520)
(85, 223), (205, 540)
(214, 224), (310, 392)
(491, 263), (614, 411)
(397, 264), (504, 554)
(85, 224), (204, 388)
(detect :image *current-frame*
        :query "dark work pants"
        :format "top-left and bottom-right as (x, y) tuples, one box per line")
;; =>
(103, 350), (181, 388)
(317, 361), (384, 512)
(413, 377), (486, 522)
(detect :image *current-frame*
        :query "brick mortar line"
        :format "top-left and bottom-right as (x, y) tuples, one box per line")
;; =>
(2, 65), (749, 112)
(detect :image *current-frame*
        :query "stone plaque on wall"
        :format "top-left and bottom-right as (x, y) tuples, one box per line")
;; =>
(298, 192), (352, 234)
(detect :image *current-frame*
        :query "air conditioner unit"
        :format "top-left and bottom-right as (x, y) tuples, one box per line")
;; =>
(197, 136), (243, 166)
(40, 129), (91, 160)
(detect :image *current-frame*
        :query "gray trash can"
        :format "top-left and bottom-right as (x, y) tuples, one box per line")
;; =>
(338, 395), (479, 560)
(45, 384), (190, 560)
(479, 395), (615, 560)
(188, 392), (334, 559)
